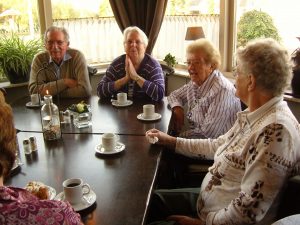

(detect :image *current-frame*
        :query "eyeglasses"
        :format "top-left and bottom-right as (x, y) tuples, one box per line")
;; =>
(125, 40), (143, 46)
(184, 60), (205, 67)
(46, 40), (66, 47)
(232, 66), (238, 77)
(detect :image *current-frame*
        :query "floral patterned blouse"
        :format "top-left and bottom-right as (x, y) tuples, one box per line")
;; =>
(175, 96), (300, 225)
(0, 186), (82, 225)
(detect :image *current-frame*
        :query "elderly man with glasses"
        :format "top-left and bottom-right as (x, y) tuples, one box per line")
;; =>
(29, 26), (92, 98)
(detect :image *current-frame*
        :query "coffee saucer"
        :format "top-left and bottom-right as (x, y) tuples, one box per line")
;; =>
(137, 113), (162, 121)
(95, 142), (125, 155)
(111, 100), (133, 107)
(26, 101), (44, 108)
(54, 189), (96, 212)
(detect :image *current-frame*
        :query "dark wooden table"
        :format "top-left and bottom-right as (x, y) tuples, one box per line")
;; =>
(7, 132), (163, 225)
(12, 95), (171, 135)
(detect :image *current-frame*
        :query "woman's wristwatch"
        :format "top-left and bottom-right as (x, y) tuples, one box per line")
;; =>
(135, 76), (141, 82)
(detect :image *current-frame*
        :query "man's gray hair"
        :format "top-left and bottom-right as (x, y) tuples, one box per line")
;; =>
(44, 26), (70, 44)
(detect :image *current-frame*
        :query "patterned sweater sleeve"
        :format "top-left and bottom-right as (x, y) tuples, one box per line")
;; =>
(207, 124), (295, 225)
(175, 133), (228, 160)
(141, 60), (165, 101)
(97, 57), (124, 98)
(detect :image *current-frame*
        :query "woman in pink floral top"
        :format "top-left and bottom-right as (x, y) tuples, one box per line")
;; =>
(0, 91), (83, 225)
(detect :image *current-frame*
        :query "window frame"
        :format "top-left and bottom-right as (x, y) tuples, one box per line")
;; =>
(37, 0), (237, 73)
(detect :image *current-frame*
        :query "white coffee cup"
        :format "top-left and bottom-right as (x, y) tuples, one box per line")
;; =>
(117, 92), (127, 105)
(63, 178), (90, 205)
(143, 104), (155, 119)
(30, 94), (40, 105)
(102, 133), (119, 151)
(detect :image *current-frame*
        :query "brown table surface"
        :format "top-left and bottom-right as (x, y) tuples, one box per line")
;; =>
(12, 95), (171, 135)
(6, 132), (162, 225)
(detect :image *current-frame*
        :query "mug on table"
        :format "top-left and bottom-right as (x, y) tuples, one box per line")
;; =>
(102, 133), (119, 151)
(63, 178), (90, 205)
(117, 92), (127, 105)
(30, 94), (41, 105)
(143, 104), (155, 119)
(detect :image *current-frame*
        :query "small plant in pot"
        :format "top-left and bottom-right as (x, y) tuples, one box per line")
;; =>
(163, 53), (177, 68)
(0, 33), (43, 84)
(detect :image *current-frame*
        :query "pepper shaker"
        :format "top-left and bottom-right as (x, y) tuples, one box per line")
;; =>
(29, 136), (37, 151)
(23, 139), (31, 155)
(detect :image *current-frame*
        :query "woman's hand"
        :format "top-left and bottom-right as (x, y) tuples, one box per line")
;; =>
(125, 55), (139, 81)
(145, 128), (177, 149)
(167, 215), (204, 225)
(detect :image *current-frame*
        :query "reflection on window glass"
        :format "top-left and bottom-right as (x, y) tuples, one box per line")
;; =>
(0, 0), (40, 81)
(0, 0), (39, 37)
(51, 0), (220, 65)
(166, 0), (220, 15)
(51, 0), (113, 19)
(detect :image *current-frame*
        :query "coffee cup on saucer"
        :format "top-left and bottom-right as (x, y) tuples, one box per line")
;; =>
(63, 178), (90, 205)
(102, 133), (119, 151)
(117, 92), (127, 105)
(143, 104), (155, 119)
(30, 94), (40, 105)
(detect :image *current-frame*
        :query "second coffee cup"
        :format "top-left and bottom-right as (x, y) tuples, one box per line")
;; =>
(31, 94), (40, 105)
(63, 178), (90, 205)
(102, 133), (119, 151)
(117, 92), (127, 105)
(143, 104), (155, 119)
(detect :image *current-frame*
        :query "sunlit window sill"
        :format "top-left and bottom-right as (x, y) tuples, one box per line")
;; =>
(0, 81), (28, 89)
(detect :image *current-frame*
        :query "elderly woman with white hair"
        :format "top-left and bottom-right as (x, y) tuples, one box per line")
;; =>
(97, 26), (165, 102)
(146, 38), (300, 225)
(168, 39), (241, 139)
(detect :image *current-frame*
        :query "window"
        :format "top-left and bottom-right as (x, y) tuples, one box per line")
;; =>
(154, 0), (220, 65)
(235, 0), (300, 63)
(0, 0), (40, 81)
(51, 0), (220, 66)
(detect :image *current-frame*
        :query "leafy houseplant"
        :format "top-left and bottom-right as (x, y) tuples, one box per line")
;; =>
(163, 53), (177, 68)
(0, 33), (43, 84)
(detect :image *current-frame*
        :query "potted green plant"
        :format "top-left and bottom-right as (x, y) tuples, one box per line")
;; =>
(163, 53), (177, 68)
(0, 33), (43, 84)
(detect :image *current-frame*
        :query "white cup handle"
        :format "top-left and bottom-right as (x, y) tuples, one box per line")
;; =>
(82, 183), (90, 195)
(115, 134), (120, 142)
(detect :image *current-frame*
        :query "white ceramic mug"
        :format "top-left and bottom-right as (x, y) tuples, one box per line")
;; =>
(117, 92), (127, 105)
(102, 133), (119, 151)
(30, 94), (40, 105)
(63, 178), (90, 205)
(143, 104), (155, 119)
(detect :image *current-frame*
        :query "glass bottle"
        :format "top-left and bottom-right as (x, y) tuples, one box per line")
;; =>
(41, 95), (61, 140)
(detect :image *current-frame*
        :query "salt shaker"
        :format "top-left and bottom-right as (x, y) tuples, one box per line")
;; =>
(29, 136), (37, 151)
(63, 111), (71, 124)
(23, 139), (31, 155)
